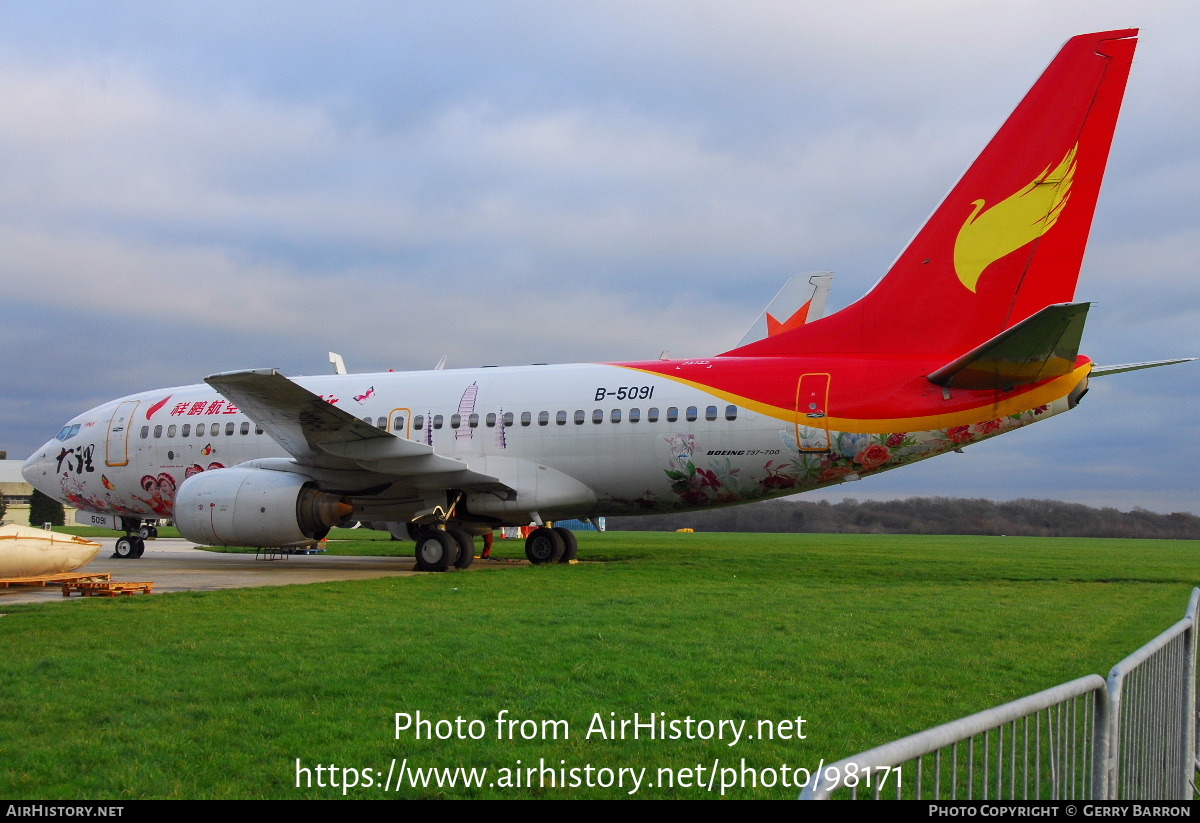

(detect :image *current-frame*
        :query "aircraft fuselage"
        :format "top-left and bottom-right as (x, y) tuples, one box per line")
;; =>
(22, 356), (1087, 526)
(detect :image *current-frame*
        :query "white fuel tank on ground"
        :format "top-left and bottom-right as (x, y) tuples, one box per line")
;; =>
(0, 525), (101, 577)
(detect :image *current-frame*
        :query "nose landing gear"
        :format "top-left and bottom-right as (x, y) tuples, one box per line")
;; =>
(113, 517), (146, 559)
(113, 535), (145, 559)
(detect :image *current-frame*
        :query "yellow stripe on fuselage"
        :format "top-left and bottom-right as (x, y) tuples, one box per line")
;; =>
(618, 364), (1089, 434)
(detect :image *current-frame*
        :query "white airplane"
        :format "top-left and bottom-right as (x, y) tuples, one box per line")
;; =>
(21, 29), (1190, 571)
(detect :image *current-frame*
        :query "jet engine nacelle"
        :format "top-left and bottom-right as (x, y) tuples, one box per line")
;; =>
(174, 467), (351, 547)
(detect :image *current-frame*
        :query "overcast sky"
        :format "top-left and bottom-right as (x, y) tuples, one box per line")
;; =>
(2, 2), (1197, 513)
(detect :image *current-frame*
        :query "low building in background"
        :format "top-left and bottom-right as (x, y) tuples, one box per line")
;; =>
(0, 458), (77, 527)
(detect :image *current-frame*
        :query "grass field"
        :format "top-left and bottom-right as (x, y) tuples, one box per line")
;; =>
(0, 531), (1195, 799)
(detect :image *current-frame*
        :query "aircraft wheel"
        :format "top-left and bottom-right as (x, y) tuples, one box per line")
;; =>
(114, 536), (136, 559)
(131, 537), (146, 558)
(138, 525), (152, 540)
(525, 527), (565, 564)
(148, 526), (159, 539)
(448, 529), (475, 570)
(411, 528), (432, 570)
(412, 530), (430, 570)
(552, 527), (578, 563)
(415, 530), (456, 572)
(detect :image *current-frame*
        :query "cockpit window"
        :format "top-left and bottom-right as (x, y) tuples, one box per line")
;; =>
(55, 424), (81, 442)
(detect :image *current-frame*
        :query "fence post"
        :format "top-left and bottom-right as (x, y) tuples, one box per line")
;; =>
(1104, 668), (1123, 799)
(1184, 589), (1199, 800)
(1093, 681), (1112, 800)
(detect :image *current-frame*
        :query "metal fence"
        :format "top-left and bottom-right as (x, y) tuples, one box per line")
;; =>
(801, 588), (1199, 800)
(1104, 588), (1199, 800)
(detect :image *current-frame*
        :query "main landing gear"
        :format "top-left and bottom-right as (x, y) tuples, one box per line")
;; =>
(409, 524), (579, 571)
(524, 526), (578, 565)
(413, 527), (476, 572)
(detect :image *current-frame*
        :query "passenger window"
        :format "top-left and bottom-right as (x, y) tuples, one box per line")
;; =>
(521, 412), (532, 427)
(469, 413), (479, 428)
(686, 407), (698, 422)
(225, 422), (235, 436)
(393, 414), (406, 431)
(255, 426), (264, 435)
(140, 426), (149, 439)
(538, 411), (549, 426)
(181, 424), (191, 437)
(705, 406), (717, 421)
(167, 425), (177, 438)
(629, 408), (640, 423)
(592, 409), (603, 424)
(211, 422), (220, 436)
(557, 411), (568, 426)
(153, 425), (162, 438)
(503, 412), (514, 427)
(432, 415), (443, 429)
(376, 417), (386, 428)
(486, 413), (496, 427)
(240, 422), (250, 435)
(414, 415), (424, 430)
(610, 409), (621, 423)
(451, 414), (462, 428)
(726, 405), (738, 421)
(574, 410), (585, 425)
(667, 407), (678, 422)
(648, 407), (659, 423)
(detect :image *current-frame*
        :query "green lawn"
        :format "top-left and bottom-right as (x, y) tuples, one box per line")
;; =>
(0, 532), (1195, 799)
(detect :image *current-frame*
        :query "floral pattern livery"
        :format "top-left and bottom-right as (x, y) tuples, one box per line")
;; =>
(612, 403), (1058, 513)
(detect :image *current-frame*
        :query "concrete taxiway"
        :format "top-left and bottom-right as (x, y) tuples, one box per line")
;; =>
(0, 537), (518, 604)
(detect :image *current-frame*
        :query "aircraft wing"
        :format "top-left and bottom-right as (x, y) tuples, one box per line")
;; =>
(205, 369), (510, 493)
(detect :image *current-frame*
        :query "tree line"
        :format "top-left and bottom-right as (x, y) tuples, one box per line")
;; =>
(608, 497), (1200, 540)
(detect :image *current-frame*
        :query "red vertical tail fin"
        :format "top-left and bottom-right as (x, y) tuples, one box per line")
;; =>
(726, 29), (1137, 359)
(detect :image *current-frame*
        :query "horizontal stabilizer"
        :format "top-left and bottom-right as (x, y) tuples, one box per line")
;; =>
(928, 303), (1089, 390)
(1090, 358), (1196, 377)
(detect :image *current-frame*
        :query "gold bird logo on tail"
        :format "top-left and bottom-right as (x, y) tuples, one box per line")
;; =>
(953, 143), (1078, 292)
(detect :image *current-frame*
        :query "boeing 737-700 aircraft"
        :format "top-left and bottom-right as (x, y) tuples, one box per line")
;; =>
(22, 29), (1190, 571)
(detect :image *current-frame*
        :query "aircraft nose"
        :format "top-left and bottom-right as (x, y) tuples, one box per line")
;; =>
(21, 446), (52, 491)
